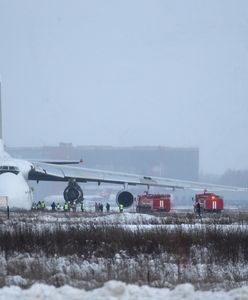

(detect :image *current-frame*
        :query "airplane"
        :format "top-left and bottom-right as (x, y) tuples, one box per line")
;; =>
(0, 83), (247, 209)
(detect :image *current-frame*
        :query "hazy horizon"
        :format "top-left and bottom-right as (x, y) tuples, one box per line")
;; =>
(0, 0), (248, 175)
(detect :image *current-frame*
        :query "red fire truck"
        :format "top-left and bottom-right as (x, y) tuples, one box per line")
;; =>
(194, 192), (224, 213)
(136, 193), (171, 212)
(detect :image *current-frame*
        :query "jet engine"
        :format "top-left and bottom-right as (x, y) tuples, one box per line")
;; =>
(116, 189), (134, 208)
(63, 179), (83, 204)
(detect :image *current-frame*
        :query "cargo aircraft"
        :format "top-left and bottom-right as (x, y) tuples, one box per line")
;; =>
(0, 84), (247, 209)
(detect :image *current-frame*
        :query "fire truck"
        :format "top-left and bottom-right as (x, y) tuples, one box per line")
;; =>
(194, 192), (224, 213)
(136, 193), (171, 212)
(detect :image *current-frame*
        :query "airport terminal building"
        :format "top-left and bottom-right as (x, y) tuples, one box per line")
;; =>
(7, 143), (199, 181)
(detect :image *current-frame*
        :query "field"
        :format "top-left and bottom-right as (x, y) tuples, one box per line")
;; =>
(1, 210), (248, 292)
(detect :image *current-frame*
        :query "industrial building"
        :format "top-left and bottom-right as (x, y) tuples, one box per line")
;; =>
(7, 143), (199, 181)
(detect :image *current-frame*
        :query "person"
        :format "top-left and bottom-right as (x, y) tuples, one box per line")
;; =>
(119, 204), (124, 212)
(37, 201), (42, 210)
(41, 200), (46, 210)
(80, 202), (85, 212)
(56, 202), (61, 210)
(196, 201), (201, 217)
(106, 203), (110, 212)
(63, 202), (69, 212)
(51, 202), (56, 211)
(95, 202), (98, 212)
(31, 202), (37, 210)
(100, 203), (103, 212)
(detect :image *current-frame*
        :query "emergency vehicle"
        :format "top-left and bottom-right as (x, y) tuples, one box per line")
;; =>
(136, 193), (171, 212)
(194, 192), (224, 213)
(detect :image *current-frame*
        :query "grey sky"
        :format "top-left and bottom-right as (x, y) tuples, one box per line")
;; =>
(0, 0), (248, 174)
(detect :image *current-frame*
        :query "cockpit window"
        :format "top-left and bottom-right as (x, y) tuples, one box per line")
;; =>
(0, 165), (20, 174)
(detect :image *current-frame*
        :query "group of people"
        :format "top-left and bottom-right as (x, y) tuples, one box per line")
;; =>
(32, 201), (86, 212)
(32, 201), (46, 210)
(55, 201), (85, 212)
(51, 202), (62, 211)
(33, 200), (125, 213)
(95, 202), (110, 212)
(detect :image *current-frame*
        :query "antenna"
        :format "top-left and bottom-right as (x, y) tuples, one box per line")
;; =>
(0, 80), (2, 139)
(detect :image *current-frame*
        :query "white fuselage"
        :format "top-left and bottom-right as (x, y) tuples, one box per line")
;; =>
(0, 140), (33, 209)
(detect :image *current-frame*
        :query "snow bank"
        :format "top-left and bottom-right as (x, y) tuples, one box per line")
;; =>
(1, 281), (248, 300)
(35, 212), (161, 225)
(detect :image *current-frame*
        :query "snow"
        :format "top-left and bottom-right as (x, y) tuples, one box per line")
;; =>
(1, 211), (248, 297)
(3, 212), (248, 234)
(1, 280), (248, 300)
(4, 275), (28, 287)
(2, 251), (247, 291)
(35, 211), (159, 224)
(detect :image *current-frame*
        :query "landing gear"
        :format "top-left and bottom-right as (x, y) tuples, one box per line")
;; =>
(63, 179), (84, 205)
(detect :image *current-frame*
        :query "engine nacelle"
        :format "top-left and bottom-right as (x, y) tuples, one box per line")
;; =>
(63, 179), (83, 204)
(116, 189), (134, 208)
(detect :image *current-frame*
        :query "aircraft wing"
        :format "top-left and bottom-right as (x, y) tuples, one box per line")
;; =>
(29, 159), (83, 165)
(28, 161), (247, 192)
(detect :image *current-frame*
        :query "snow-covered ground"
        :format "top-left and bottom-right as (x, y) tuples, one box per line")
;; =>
(1, 211), (248, 233)
(1, 251), (248, 291)
(2, 210), (246, 225)
(1, 280), (248, 300)
(1, 211), (248, 297)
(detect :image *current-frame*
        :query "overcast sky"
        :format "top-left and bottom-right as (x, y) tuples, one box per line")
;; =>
(0, 0), (247, 174)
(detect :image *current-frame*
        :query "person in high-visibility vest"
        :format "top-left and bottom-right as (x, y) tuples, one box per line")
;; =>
(56, 203), (61, 210)
(41, 201), (46, 210)
(37, 201), (42, 210)
(63, 202), (69, 212)
(119, 204), (124, 212)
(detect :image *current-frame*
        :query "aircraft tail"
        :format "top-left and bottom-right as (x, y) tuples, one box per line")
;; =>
(0, 81), (9, 158)
(0, 80), (2, 140)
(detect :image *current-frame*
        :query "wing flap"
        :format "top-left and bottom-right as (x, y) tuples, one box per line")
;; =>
(29, 162), (65, 180)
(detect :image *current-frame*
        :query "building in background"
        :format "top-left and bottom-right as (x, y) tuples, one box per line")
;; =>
(7, 143), (199, 180)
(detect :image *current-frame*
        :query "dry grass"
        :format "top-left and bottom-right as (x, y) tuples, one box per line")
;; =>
(1, 222), (248, 264)
(1, 211), (248, 289)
